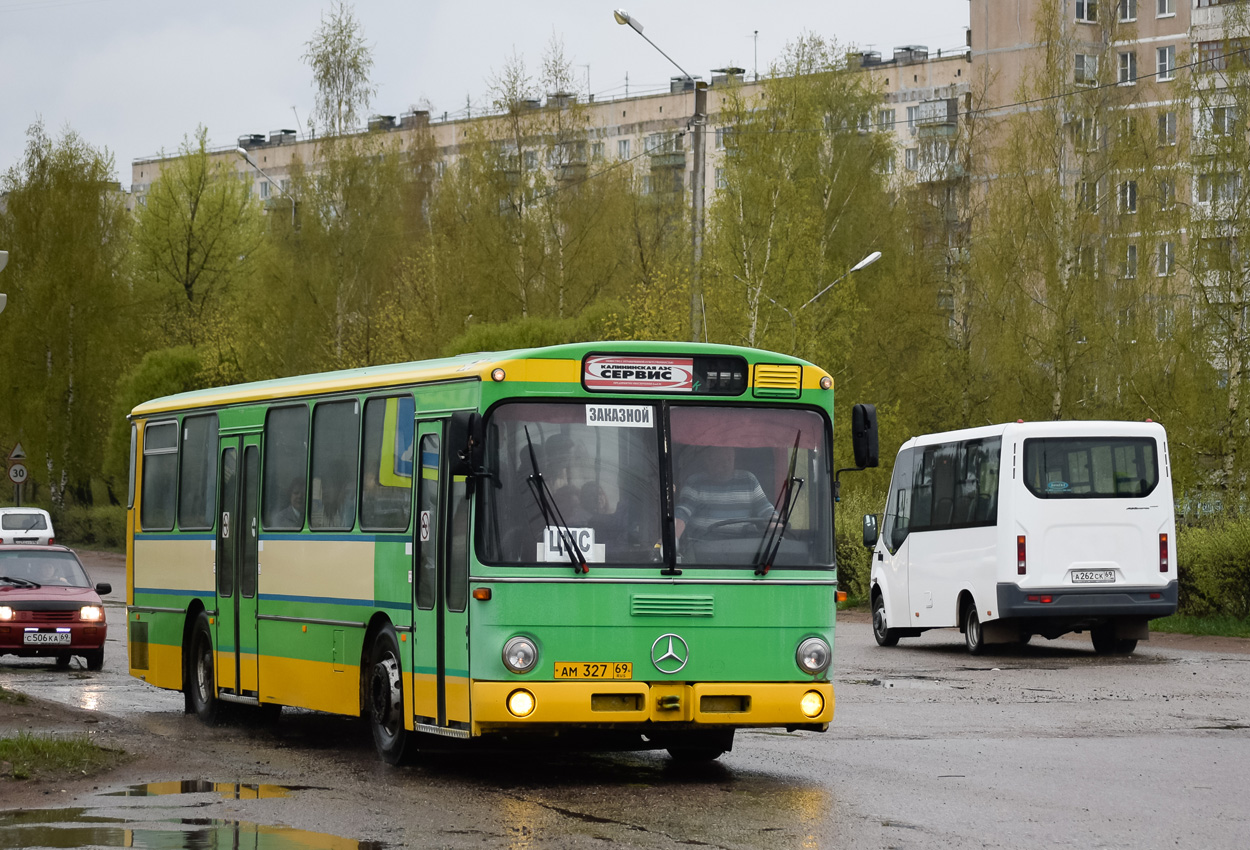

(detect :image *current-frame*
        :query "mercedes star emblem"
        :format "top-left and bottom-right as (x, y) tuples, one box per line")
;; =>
(650, 633), (689, 674)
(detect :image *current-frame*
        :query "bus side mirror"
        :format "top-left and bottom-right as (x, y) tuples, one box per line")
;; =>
(852, 403), (879, 469)
(862, 514), (879, 549)
(448, 411), (485, 477)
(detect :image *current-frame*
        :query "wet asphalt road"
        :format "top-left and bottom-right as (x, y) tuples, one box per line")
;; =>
(2, 551), (1248, 849)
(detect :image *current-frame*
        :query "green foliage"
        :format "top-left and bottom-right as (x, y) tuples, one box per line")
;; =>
(303, 0), (376, 138)
(1177, 518), (1250, 618)
(0, 732), (120, 781)
(442, 301), (626, 357)
(1150, 613), (1250, 639)
(834, 487), (880, 603)
(52, 504), (126, 549)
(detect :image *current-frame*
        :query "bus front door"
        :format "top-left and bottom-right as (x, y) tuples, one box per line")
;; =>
(215, 436), (261, 700)
(411, 420), (472, 733)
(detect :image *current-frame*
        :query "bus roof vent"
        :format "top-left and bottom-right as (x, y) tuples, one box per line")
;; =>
(752, 364), (802, 398)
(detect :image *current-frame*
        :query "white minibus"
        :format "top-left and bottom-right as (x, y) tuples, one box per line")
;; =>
(862, 420), (1177, 655)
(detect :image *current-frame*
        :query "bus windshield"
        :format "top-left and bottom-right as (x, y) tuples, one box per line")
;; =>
(477, 402), (832, 569)
(1023, 437), (1159, 499)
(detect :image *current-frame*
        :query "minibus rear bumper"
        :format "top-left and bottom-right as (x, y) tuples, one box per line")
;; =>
(996, 580), (1178, 619)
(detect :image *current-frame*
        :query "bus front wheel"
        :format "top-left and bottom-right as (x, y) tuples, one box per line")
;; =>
(963, 607), (986, 655)
(367, 627), (410, 765)
(872, 593), (900, 647)
(187, 612), (220, 723)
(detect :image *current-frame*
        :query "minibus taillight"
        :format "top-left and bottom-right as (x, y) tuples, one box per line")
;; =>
(1017, 535), (1026, 576)
(1160, 533), (1169, 573)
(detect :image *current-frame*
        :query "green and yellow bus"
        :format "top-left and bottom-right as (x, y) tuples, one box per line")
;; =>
(125, 342), (877, 762)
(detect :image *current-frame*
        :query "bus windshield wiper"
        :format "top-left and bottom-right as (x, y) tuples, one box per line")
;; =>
(523, 428), (589, 574)
(754, 432), (805, 576)
(0, 575), (39, 588)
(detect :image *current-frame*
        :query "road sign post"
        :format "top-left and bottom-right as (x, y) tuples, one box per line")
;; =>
(7, 442), (26, 506)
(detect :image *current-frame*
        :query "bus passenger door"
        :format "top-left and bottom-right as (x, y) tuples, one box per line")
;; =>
(215, 436), (262, 699)
(411, 419), (472, 732)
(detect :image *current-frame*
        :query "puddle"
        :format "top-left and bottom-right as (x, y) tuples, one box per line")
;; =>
(0, 781), (381, 850)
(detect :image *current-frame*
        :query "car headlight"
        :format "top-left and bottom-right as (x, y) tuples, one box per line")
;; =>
(796, 637), (831, 675)
(502, 636), (538, 674)
(79, 606), (103, 622)
(0, 606), (12, 621)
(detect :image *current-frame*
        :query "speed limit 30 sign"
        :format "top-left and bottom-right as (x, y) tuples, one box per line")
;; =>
(7, 462), (27, 484)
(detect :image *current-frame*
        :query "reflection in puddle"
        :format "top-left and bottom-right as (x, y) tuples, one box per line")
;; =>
(0, 782), (380, 850)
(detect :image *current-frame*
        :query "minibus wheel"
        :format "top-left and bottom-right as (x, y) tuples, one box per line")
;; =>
(1091, 624), (1138, 656)
(872, 593), (899, 647)
(963, 607), (985, 655)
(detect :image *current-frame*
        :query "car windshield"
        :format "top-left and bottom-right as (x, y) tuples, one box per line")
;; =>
(0, 551), (90, 587)
(1, 513), (48, 531)
(476, 402), (833, 569)
(1023, 437), (1159, 498)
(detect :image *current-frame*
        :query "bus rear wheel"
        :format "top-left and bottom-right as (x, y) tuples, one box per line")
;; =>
(367, 627), (410, 765)
(963, 606), (985, 655)
(872, 593), (900, 647)
(1091, 624), (1138, 655)
(187, 612), (220, 723)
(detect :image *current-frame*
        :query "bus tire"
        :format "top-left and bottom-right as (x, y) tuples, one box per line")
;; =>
(187, 612), (220, 724)
(872, 592), (900, 647)
(367, 627), (410, 765)
(963, 607), (985, 655)
(1092, 625), (1137, 655)
(666, 730), (733, 763)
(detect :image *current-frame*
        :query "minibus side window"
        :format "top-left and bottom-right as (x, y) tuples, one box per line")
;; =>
(881, 448), (914, 553)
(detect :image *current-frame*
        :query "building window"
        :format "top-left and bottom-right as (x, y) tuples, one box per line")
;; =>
(1119, 180), (1138, 213)
(1158, 178), (1175, 210)
(1119, 51), (1137, 85)
(1119, 0), (1136, 21)
(1157, 111), (1177, 146)
(1210, 106), (1237, 136)
(1078, 180), (1098, 211)
(260, 181), (271, 199)
(878, 108), (896, 130)
(905, 147), (919, 170)
(1157, 0), (1174, 15)
(591, 142), (605, 159)
(1157, 45), (1175, 81)
(1119, 115), (1137, 141)
(618, 138), (630, 159)
(1197, 171), (1241, 205)
(882, 153), (896, 175)
(1073, 115), (1098, 150)
(1075, 53), (1098, 85)
(1157, 241), (1174, 277)
(906, 105), (919, 133)
(1077, 0), (1097, 22)
(715, 167), (727, 189)
(1122, 244), (1138, 279)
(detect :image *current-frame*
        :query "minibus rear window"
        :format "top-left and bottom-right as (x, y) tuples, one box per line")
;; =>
(1023, 437), (1159, 499)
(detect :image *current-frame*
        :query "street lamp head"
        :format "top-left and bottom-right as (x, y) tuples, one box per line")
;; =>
(613, 8), (643, 34)
(851, 251), (882, 272)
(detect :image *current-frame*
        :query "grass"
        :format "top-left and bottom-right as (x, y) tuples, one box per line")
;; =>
(0, 731), (121, 781)
(1151, 613), (1250, 639)
(0, 686), (28, 705)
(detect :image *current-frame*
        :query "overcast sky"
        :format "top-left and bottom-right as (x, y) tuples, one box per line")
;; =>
(0, 0), (969, 188)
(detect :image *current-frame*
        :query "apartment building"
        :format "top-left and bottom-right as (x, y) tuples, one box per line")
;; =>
(129, 49), (971, 214)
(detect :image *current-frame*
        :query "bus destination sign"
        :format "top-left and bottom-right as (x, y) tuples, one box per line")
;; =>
(583, 355), (694, 392)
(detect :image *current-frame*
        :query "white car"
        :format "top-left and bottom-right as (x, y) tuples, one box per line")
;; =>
(0, 507), (55, 545)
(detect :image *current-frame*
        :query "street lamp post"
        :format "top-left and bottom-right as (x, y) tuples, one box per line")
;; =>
(613, 9), (707, 343)
(764, 251), (882, 353)
(235, 147), (296, 226)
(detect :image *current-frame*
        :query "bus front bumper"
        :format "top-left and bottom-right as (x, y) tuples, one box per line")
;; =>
(471, 680), (833, 732)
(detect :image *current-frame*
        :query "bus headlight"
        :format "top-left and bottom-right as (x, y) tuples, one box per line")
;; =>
(502, 636), (538, 674)
(507, 688), (536, 717)
(800, 690), (825, 718)
(80, 606), (103, 622)
(796, 637), (831, 675)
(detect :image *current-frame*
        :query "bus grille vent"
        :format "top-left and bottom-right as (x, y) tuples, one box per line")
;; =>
(630, 595), (714, 617)
(753, 364), (802, 398)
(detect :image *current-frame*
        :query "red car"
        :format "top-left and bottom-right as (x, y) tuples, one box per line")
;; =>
(0, 545), (110, 670)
